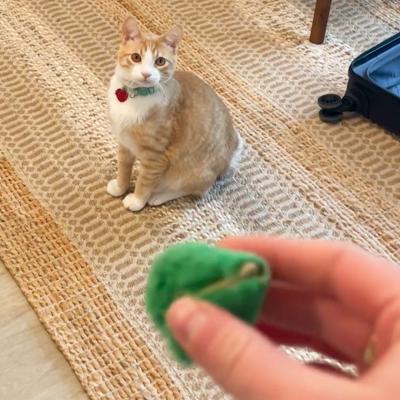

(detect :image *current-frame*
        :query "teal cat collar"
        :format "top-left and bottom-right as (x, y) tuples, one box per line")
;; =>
(115, 86), (157, 102)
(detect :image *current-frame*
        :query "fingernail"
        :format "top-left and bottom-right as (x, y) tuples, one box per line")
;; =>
(166, 297), (209, 345)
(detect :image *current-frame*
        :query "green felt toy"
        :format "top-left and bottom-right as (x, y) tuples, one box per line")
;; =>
(145, 242), (270, 365)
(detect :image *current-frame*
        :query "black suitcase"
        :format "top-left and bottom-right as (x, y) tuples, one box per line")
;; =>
(318, 33), (400, 137)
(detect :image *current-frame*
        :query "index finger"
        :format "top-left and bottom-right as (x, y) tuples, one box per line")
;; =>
(219, 236), (400, 322)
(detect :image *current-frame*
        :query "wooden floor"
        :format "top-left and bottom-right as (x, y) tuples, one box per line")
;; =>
(0, 261), (88, 400)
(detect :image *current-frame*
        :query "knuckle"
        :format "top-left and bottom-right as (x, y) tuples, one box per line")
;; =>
(372, 298), (400, 354)
(384, 299), (400, 341)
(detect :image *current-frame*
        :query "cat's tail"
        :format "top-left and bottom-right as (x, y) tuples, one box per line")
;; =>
(228, 132), (244, 171)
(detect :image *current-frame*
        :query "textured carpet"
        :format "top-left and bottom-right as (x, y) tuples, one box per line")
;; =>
(0, 0), (399, 399)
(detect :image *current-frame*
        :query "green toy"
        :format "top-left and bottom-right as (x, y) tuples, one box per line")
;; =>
(145, 242), (270, 365)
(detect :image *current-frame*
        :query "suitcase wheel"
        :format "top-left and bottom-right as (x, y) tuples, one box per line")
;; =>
(318, 94), (356, 124)
(319, 109), (343, 123)
(318, 94), (342, 110)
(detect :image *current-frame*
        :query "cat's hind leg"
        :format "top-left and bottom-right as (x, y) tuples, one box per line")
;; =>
(148, 168), (216, 207)
(148, 190), (186, 207)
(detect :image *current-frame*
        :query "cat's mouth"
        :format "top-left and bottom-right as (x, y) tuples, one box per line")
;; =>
(140, 81), (158, 87)
(128, 80), (158, 88)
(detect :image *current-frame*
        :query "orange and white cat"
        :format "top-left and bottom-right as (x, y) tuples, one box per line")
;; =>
(107, 17), (242, 211)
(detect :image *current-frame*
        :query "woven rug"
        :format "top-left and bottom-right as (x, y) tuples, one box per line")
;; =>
(1, 0), (399, 398)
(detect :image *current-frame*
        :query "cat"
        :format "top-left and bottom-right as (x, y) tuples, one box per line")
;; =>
(106, 16), (243, 211)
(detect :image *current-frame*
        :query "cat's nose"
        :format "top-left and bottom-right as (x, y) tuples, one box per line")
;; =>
(141, 72), (151, 80)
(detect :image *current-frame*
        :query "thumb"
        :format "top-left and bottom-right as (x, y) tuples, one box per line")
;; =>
(166, 297), (359, 400)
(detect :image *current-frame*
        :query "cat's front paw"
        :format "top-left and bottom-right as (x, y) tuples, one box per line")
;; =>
(107, 179), (127, 197)
(122, 193), (146, 212)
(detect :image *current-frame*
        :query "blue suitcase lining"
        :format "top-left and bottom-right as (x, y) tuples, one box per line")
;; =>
(354, 42), (400, 97)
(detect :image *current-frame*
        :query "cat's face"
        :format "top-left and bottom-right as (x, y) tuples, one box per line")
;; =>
(116, 17), (182, 87)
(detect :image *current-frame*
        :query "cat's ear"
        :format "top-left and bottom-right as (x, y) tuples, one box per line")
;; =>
(122, 17), (141, 42)
(162, 26), (183, 50)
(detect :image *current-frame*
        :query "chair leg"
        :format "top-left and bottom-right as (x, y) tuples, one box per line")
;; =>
(310, 0), (332, 44)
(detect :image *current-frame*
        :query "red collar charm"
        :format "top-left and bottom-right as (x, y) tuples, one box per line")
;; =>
(115, 88), (128, 102)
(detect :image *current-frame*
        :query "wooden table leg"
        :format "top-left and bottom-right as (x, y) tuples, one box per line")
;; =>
(310, 0), (332, 44)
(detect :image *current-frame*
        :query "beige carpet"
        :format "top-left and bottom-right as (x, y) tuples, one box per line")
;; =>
(1, 0), (399, 399)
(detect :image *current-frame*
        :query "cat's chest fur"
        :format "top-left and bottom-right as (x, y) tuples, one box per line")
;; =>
(108, 74), (164, 156)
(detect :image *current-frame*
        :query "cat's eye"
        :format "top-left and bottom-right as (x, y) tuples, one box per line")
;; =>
(131, 53), (142, 63)
(155, 57), (167, 67)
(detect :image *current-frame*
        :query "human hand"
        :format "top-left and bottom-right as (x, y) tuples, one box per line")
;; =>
(166, 237), (400, 399)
